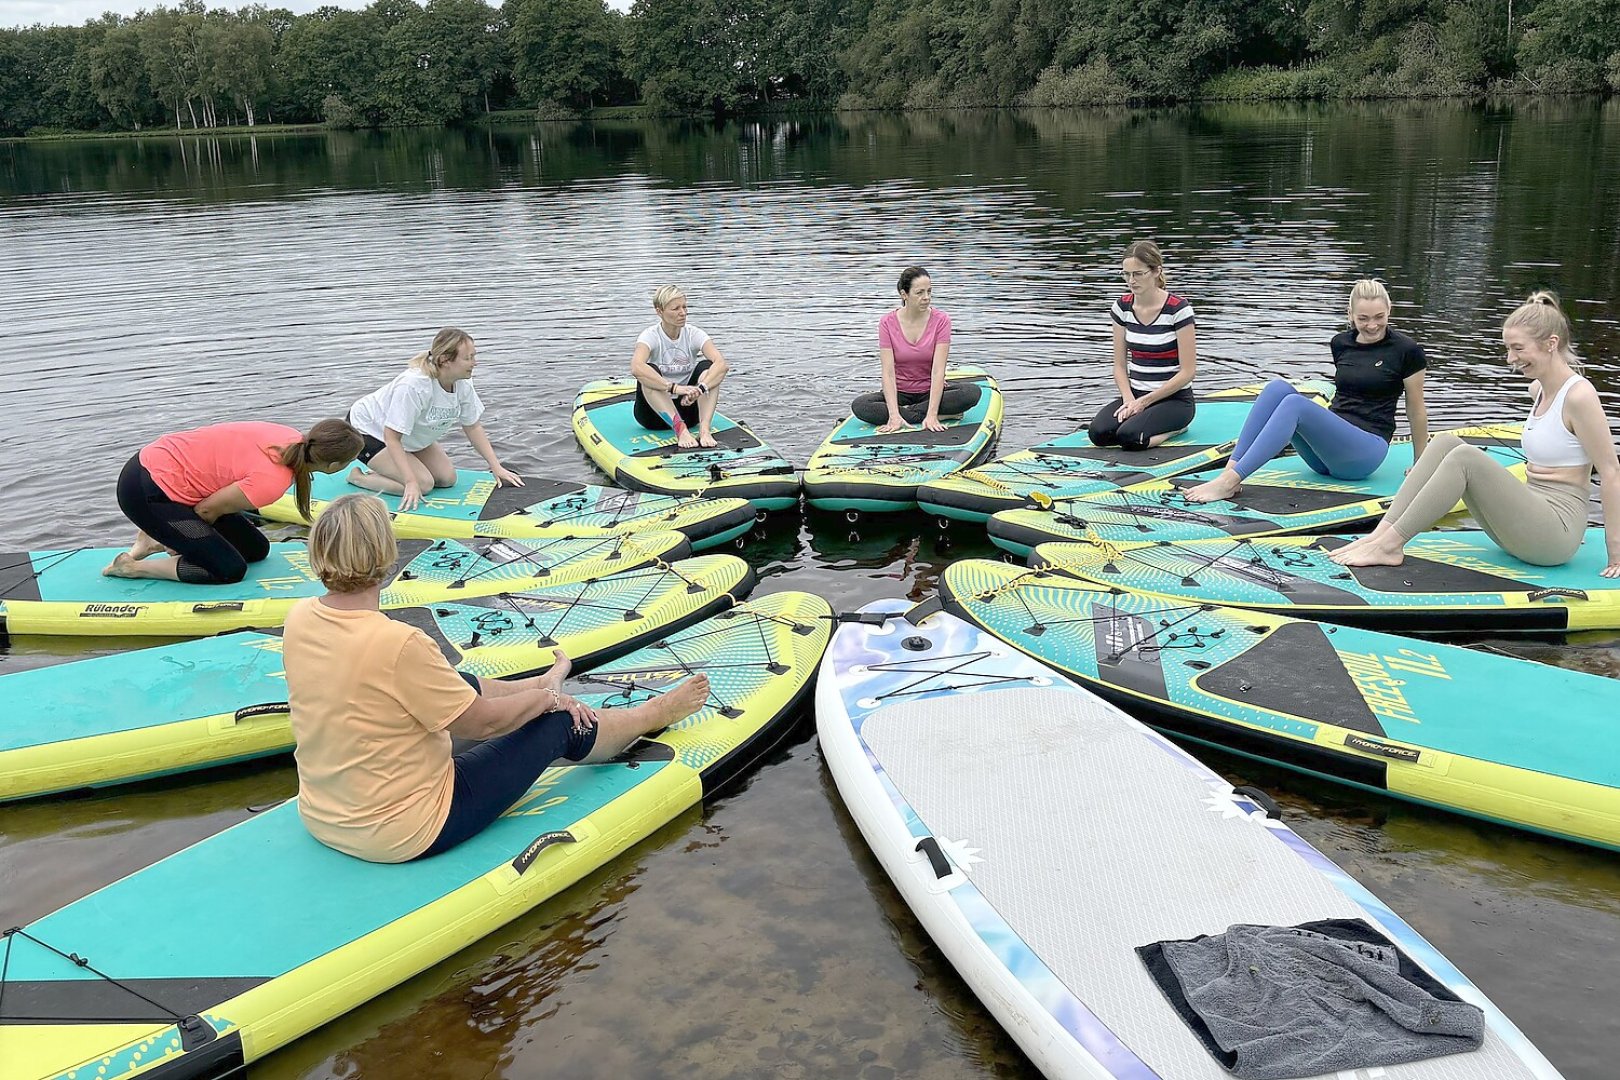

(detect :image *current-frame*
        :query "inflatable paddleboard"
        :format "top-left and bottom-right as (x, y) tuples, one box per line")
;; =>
(1, 590), (833, 1080)
(802, 368), (1001, 513)
(0, 532), (690, 637)
(817, 598), (1559, 1079)
(0, 554), (755, 802)
(917, 382), (1329, 524)
(987, 425), (1525, 557)
(572, 379), (799, 509)
(258, 470), (757, 551)
(1032, 528), (1620, 633)
(938, 558), (1620, 851)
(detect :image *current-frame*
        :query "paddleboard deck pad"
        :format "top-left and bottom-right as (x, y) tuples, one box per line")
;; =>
(938, 558), (1620, 851)
(986, 425), (1525, 557)
(0, 532), (690, 637)
(917, 382), (1329, 523)
(0, 554), (756, 802)
(1, 590), (833, 1080)
(572, 379), (800, 509)
(816, 598), (1557, 1079)
(258, 470), (756, 550)
(1032, 528), (1620, 633)
(803, 368), (1002, 513)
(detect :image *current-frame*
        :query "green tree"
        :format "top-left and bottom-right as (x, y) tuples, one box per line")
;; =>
(374, 0), (504, 124)
(276, 6), (387, 122)
(1517, 0), (1620, 90)
(625, 0), (744, 113)
(89, 22), (154, 128)
(507, 0), (618, 108)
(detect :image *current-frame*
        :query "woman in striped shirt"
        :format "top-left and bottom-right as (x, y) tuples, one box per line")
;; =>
(1088, 241), (1198, 451)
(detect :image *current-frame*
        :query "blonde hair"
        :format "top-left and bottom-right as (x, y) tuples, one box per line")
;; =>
(407, 327), (473, 378)
(1504, 290), (1582, 371)
(652, 285), (686, 312)
(308, 493), (398, 593)
(1123, 241), (1166, 289)
(1346, 279), (1392, 323)
(275, 419), (365, 522)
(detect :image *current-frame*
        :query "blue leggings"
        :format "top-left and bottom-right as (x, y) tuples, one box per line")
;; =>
(1228, 379), (1390, 480)
(414, 672), (599, 860)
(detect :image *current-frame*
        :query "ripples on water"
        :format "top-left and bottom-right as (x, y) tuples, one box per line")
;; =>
(2, 102), (1619, 1078)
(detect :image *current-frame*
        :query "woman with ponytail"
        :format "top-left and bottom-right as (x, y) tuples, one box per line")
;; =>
(1186, 278), (1429, 503)
(346, 328), (524, 512)
(104, 419), (363, 584)
(1334, 291), (1620, 576)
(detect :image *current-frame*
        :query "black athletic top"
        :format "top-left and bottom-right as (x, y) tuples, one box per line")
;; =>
(1327, 328), (1426, 440)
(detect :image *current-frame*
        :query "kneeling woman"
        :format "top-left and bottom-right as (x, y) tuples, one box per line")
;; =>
(347, 327), (525, 514)
(1090, 241), (1197, 451)
(285, 494), (711, 863)
(630, 285), (732, 449)
(105, 419), (362, 584)
(852, 266), (981, 433)
(1186, 279), (1429, 503)
(1333, 292), (1620, 577)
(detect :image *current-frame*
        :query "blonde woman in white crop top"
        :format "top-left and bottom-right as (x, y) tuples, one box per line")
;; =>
(1334, 292), (1620, 576)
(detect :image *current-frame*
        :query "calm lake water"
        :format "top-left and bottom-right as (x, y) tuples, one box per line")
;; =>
(3, 101), (1619, 1078)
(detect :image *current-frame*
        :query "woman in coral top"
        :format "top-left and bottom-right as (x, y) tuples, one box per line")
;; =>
(104, 418), (363, 584)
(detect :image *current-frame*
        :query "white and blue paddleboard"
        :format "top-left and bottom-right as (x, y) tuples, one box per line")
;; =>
(816, 598), (1560, 1080)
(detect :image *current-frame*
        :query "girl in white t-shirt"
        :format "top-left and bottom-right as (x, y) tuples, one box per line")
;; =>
(629, 285), (732, 448)
(346, 328), (523, 513)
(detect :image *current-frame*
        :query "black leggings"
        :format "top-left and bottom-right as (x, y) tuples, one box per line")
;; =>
(851, 381), (983, 426)
(633, 358), (715, 430)
(115, 454), (270, 585)
(1088, 389), (1196, 452)
(415, 671), (600, 859)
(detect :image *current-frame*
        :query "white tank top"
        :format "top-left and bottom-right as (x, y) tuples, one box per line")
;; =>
(1521, 377), (1591, 468)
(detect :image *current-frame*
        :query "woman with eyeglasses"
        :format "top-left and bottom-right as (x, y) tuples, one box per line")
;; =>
(1185, 278), (1429, 503)
(1088, 241), (1198, 451)
(1331, 292), (1619, 576)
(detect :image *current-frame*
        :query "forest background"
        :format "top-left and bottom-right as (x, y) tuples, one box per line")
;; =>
(3, 0), (1619, 137)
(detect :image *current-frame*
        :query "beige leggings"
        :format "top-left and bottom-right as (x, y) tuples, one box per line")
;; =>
(1384, 433), (1590, 565)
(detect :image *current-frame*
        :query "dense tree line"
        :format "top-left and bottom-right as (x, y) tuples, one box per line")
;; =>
(2, 0), (1618, 136)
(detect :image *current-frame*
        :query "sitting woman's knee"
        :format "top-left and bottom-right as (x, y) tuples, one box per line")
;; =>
(430, 467), (457, 489)
(1117, 429), (1152, 452)
(1423, 433), (1467, 459)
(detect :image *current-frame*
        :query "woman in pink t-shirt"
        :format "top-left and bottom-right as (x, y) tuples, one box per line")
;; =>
(104, 419), (363, 585)
(851, 266), (981, 432)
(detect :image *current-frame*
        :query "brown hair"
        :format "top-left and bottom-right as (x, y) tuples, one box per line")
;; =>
(897, 266), (930, 295)
(277, 419), (364, 521)
(407, 327), (474, 378)
(1123, 241), (1166, 289)
(307, 493), (398, 593)
(1504, 290), (1581, 371)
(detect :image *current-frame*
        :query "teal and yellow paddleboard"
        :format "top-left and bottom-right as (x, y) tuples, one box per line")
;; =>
(258, 470), (757, 551)
(917, 382), (1330, 523)
(939, 558), (1620, 851)
(803, 368), (1001, 514)
(0, 554), (756, 802)
(986, 424), (1525, 557)
(0, 532), (690, 637)
(1033, 528), (1620, 633)
(1, 591), (833, 1080)
(572, 380), (799, 509)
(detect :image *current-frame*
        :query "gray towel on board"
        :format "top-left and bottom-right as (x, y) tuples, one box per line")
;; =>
(1138, 919), (1484, 1080)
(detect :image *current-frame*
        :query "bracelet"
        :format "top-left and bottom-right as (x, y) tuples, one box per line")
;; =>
(668, 381), (678, 394)
(697, 382), (708, 396)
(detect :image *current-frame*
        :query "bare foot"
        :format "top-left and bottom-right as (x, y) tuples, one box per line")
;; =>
(102, 552), (139, 577)
(698, 431), (718, 448)
(649, 674), (710, 726)
(674, 429), (698, 450)
(129, 531), (165, 560)
(1332, 543), (1406, 567)
(542, 648), (573, 689)
(1183, 471), (1241, 504)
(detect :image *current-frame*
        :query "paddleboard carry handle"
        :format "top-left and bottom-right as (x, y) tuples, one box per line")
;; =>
(1527, 587), (1589, 603)
(191, 601), (245, 613)
(915, 836), (952, 879)
(234, 702), (288, 723)
(1232, 786), (1282, 820)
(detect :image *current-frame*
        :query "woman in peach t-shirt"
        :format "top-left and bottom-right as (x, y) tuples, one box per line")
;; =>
(104, 419), (362, 584)
(284, 494), (711, 863)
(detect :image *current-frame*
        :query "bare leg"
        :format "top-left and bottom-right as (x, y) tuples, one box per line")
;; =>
(129, 531), (166, 559)
(413, 442), (458, 488)
(697, 387), (721, 448)
(103, 553), (183, 579)
(581, 675), (710, 763)
(478, 649), (573, 697)
(1184, 465), (1242, 504)
(348, 450), (436, 496)
(1146, 426), (1188, 448)
(641, 385), (698, 448)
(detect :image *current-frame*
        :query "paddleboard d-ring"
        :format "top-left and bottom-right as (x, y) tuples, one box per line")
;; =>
(901, 635), (932, 652)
